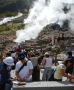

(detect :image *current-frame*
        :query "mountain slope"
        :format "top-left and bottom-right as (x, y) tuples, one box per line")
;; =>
(0, 0), (35, 13)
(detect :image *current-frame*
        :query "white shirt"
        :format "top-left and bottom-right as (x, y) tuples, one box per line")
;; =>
(44, 57), (52, 67)
(25, 57), (28, 61)
(11, 53), (16, 58)
(15, 61), (33, 81)
(54, 64), (66, 79)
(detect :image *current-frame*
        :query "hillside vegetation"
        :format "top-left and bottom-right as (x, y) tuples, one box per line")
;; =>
(0, 0), (36, 33)
(0, 23), (25, 33)
(0, 0), (35, 14)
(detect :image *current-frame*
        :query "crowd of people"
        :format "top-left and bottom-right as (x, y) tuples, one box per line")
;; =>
(0, 45), (74, 90)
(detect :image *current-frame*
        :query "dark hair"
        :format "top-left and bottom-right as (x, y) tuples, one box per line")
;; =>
(45, 54), (49, 57)
(6, 52), (11, 56)
(68, 51), (72, 56)
(31, 54), (35, 57)
(3, 63), (7, 68)
(64, 60), (73, 66)
(35, 52), (40, 56)
(10, 51), (14, 53)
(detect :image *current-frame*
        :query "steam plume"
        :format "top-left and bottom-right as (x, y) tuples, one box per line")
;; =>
(14, 0), (74, 43)
(0, 12), (22, 25)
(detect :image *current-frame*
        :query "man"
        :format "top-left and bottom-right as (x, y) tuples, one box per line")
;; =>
(30, 53), (38, 81)
(15, 52), (33, 82)
(42, 52), (52, 81)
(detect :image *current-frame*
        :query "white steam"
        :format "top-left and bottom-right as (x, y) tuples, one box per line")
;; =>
(0, 12), (22, 25)
(14, 0), (74, 43)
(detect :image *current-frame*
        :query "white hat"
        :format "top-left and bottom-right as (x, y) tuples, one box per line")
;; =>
(3, 57), (14, 66)
(44, 52), (49, 55)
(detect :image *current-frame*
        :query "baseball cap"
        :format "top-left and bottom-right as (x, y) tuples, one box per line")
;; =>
(3, 57), (14, 66)
(18, 52), (25, 60)
(18, 52), (25, 56)
(15, 48), (20, 52)
(44, 52), (49, 55)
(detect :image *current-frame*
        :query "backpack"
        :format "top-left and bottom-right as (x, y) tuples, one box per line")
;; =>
(48, 69), (55, 81)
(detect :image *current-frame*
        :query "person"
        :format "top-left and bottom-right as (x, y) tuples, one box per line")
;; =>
(15, 52), (33, 82)
(1, 57), (16, 90)
(65, 51), (74, 75)
(42, 52), (52, 81)
(40, 53), (44, 63)
(36, 52), (43, 65)
(5, 52), (15, 70)
(21, 48), (26, 53)
(54, 59), (74, 81)
(30, 53), (39, 81)
(18, 44), (22, 49)
(13, 48), (20, 62)
(35, 52), (41, 81)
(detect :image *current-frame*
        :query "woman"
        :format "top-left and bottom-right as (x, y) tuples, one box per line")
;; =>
(1, 57), (15, 90)
(54, 59), (74, 81)
(42, 52), (52, 81)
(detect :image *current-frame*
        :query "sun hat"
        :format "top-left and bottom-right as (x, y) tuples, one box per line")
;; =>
(3, 57), (14, 66)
